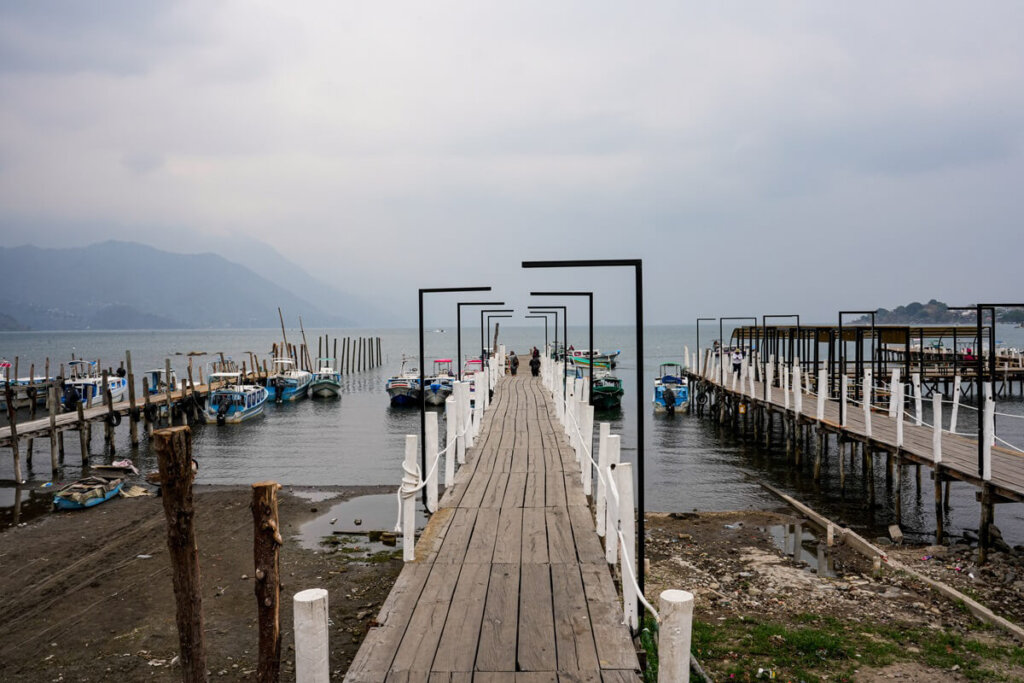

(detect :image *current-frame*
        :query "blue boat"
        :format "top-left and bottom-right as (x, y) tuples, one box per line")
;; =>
(386, 357), (421, 406)
(61, 360), (128, 408)
(653, 363), (689, 413)
(424, 359), (455, 406)
(265, 358), (312, 403)
(53, 476), (124, 510)
(203, 373), (269, 424)
(309, 358), (342, 399)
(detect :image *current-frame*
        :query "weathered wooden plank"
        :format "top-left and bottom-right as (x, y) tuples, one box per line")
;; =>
(522, 507), (549, 564)
(465, 507), (501, 563)
(523, 473), (545, 508)
(564, 472), (588, 507)
(390, 562), (464, 673)
(545, 471), (567, 508)
(492, 507), (524, 564)
(551, 563), (600, 671)
(476, 563), (520, 672)
(598, 671), (641, 682)
(435, 508), (480, 564)
(480, 471), (511, 508)
(546, 506), (576, 564)
(503, 471), (527, 508)
(431, 561), (491, 672)
(517, 563), (556, 671)
(567, 505), (606, 565)
(579, 564), (638, 671)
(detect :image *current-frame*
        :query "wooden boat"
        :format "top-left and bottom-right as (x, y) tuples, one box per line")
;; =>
(592, 374), (624, 410)
(53, 476), (124, 510)
(424, 359), (455, 406)
(568, 348), (621, 368)
(203, 372), (269, 424)
(0, 375), (52, 410)
(653, 363), (689, 413)
(61, 360), (128, 408)
(265, 358), (312, 403)
(309, 357), (342, 398)
(386, 357), (421, 406)
(146, 368), (191, 394)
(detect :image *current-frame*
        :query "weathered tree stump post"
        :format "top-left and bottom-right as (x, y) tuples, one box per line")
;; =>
(76, 398), (89, 466)
(4, 382), (23, 484)
(155, 426), (207, 682)
(127, 350), (139, 448)
(252, 481), (283, 683)
(48, 384), (59, 477)
(142, 377), (154, 439)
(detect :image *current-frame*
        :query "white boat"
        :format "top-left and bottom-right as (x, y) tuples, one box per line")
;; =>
(386, 357), (421, 406)
(265, 358), (312, 403)
(203, 373), (268, 424)
(61, 360), (128, 409)
(0, 374), (52, 410)
(424, 359), (455, 406)
(146, 368), (192, 395)
(568, 348), (621, 368)
(309, 357), (341, 398)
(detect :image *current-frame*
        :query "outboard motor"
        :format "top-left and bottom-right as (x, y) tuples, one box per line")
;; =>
(116, 367), (127, 378)
(274, 378), (285, 404)
(62, 382), (80, 412)
(663, 386), (676, 416)
(216, 401), (230, 425)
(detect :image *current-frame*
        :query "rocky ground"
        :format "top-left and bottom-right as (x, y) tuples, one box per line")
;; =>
(644, 511), (1024, 682)
(0, 485), (403, 682)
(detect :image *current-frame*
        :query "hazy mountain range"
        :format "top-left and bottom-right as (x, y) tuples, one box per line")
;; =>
(0, 241), (384, 330)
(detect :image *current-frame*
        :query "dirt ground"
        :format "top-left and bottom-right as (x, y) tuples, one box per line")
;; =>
(0, 485), (403, 682)
(645, 511), (1024, 682)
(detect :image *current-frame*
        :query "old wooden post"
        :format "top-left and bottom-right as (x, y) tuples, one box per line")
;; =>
(252, 481), (283, 683)
(142, 377), (154, 439)
(104, 371), (116, 455)
(48, 384), (58, 477)
(127, 350), (139, 448)
(293, 588), (330, 682)
(76, 398), (89, 466)
(154, 426), (207, 682)
(4, 381), (23, 484)
(659, 590), (694, 683)
(165, 358), (174, 427)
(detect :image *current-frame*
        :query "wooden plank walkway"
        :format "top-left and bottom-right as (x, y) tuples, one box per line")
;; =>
(344, 375), (641, 682)
(695, 371), (1024, 503)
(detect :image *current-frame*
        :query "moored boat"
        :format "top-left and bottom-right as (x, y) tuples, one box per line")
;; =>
(568, 348), (621, 368)
(265, 358), (312, 403)
(53, 476), (124, 510)
(386, 357), (421, 406)
(309, 357), (342, 398)
(146, 368), (192, 394)
(592, 374), (625, 410)
(424, 359), (455, 406)
(653, 363), (689, 413)
(203, 372), (269, 424)
(61, 360), (128, 409)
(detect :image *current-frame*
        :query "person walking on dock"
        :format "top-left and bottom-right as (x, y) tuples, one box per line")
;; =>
(509, 351), (519, 376)
(732, 349), (743, 376)
(529, 354), (540, 377)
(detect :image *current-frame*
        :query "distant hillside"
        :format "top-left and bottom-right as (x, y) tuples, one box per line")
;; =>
(0, 312), (29, 331)
(0, 241), (355, 330)
(855, 300), (1023, 325)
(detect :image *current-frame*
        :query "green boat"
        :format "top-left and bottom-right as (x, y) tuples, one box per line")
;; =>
(592, 375), (624, 410)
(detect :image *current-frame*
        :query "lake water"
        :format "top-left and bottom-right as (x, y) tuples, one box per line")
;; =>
(2, 324), (1024, 547)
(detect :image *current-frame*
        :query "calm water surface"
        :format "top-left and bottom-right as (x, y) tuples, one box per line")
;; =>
(2, 325), (1023, 546)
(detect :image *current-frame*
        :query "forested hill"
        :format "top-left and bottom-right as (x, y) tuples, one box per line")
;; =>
(855, 300), (1024, 324)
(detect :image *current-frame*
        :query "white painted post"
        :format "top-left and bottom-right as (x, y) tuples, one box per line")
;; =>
(293, 588), (330, 683)
(605, 436), (621, 565)
(888, 369), (901, 417)
(402, 434), (418, 561)
(454, 382), (467, 465)
(596, 422), (610, 537)
(748, 363), (755, 397)
(983, 382), (993, 481)
(444, 396), (456, 486)
(765, 362), (774, 403)
(896, 382), (904, 448)
(912, 372), (923, 426)
(426, 410), (439, 513)
(793, 364), (802, 416)
(783, 365), (790, 410)
(863, 369), (873, 437)
(950, 375), (962, 434)
(840, 375), (848, 427)
(582, 404), (595, 496)
(816, 369), (827, 421)
(730, 361), (737, 391)
(618, 461), (638, 631)
(658, 590), (694, 683)
(932, 392), (942, 464)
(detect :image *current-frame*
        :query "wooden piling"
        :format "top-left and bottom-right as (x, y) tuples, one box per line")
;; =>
(76, 398), (89, 466)
(127, 351), (139, 448)
(165, 359), (174, 427)
(142, 377), (154, 439)
(813, 428), (823, 481)
(979, 484), (993, 565)
(252, 481), (283, 683)
(154, 426), (207, 682)
(48, 385), (58, 477)
(934, 468), (944, 545)
(103, 370), (116, 454)
(4, 381), (23, 484)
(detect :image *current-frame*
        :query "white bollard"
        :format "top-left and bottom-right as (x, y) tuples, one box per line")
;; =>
(293, 588), (330, 683)
(932, 392), (942, 464)
(793, 364), (802, 416)
(983, 382), (993, 481)
(596, 422), (610, 537)
(840, 375), (848, 427)
(605, 436), (621, 565)
(455, 382), (467, 464)
(765, 362), (773, 403)
(912, 372), (923, 426)
(950, 375), (962, 434)
(863, 369), (873, 436)
(896, 382), (904, 448)
(783, 365), (790, 410)
(582, 404), (595, 496)
(402, 434), (418, 561)
(888, 368), (900, 417)
(816, 369), (827, 421)
(444, 396), (456, 486)
(426, 411), (439, 513)
(658, 590), (694, 683)
(617, 461), (638, 631)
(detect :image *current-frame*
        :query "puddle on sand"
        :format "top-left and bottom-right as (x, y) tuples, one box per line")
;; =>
(761, 521), (835, 577)
(0, 484), (58, 531)
(296, 493), (428, 560)
(289, 488), (344, 503)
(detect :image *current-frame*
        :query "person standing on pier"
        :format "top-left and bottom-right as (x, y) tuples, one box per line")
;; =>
(509, 351), (519, 376)
(732, 349), (743, 376)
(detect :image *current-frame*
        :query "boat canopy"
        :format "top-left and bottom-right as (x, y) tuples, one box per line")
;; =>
(209, 372), (241, 379)
(272, 358), (295, 366)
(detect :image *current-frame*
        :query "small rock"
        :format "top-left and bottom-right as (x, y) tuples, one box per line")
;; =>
(354, 518), (363, 526)
(241, 574), (249, 580)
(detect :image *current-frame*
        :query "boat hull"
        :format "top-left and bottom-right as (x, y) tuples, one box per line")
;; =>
(53, 478), (124, 510)
(592, 389), (624, 410)
(203, 403), (266, 424)
(266, 373), (313, 402)
(310, 380), (341, 398)
(652, 382), (689, 412)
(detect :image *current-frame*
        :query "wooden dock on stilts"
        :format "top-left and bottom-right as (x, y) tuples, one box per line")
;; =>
(344, 374), (641, 682)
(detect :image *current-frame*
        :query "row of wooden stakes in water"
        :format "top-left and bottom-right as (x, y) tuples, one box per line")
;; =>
(264, 335), (382, 374)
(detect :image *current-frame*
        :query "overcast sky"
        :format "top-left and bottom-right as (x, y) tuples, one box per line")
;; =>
(1, 1), (1022, 325)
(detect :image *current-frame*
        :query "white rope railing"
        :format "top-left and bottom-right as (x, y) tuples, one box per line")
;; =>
(605, 469), (660, 624)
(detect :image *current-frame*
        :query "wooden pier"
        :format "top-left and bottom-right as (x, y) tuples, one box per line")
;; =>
(688, 359), (1024, 561)
(345, 374), (641, 682)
